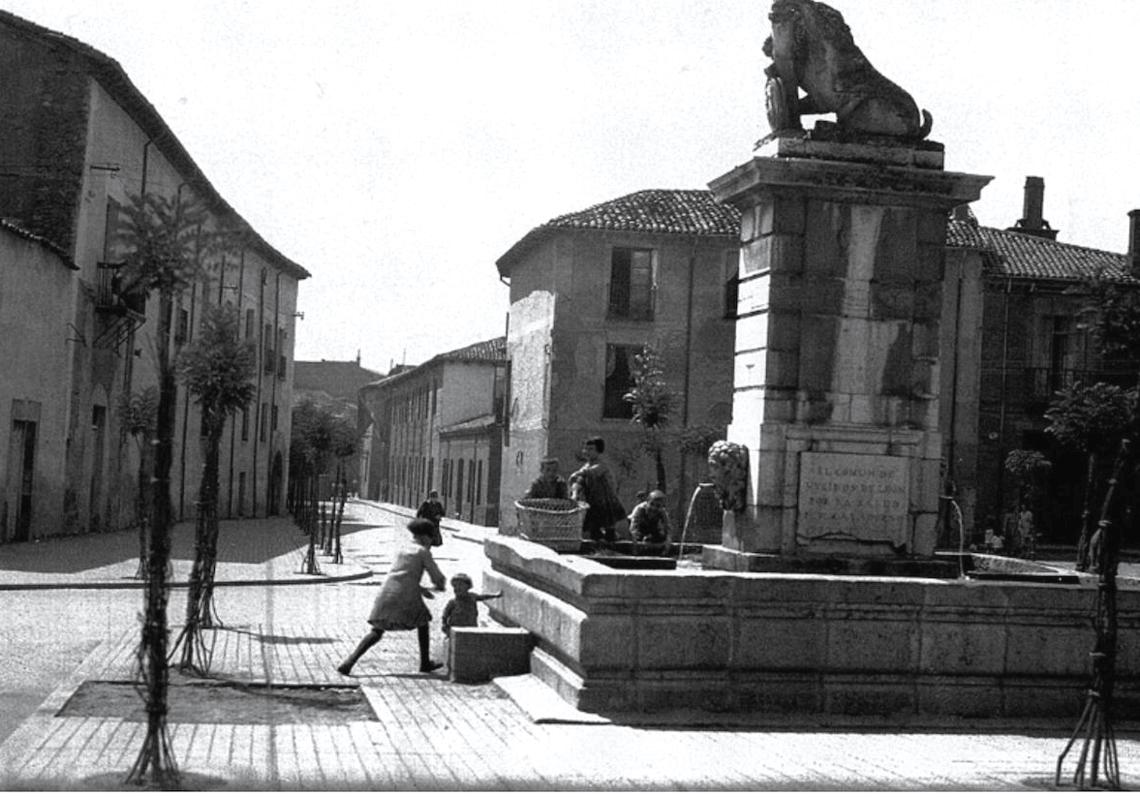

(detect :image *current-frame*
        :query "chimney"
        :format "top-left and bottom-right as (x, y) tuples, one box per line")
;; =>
(1129, 210), (1140, 278)
(1007, 175), (1058, 240)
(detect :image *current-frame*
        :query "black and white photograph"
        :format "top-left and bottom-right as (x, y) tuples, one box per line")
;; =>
(1, 0), (1139, 790)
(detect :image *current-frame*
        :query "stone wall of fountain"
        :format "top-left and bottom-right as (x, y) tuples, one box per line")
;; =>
(485, 535), (1140, 717)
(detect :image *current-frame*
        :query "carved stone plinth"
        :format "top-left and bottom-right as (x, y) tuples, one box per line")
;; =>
(709, 138), (990, 560)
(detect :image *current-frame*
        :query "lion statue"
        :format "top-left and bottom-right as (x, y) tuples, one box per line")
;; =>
(762, 0), (932, 140)
(707, 441), (749, 513)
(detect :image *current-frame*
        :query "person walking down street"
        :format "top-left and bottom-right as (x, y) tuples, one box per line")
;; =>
(416, 489), (445, 547)
(441, 572), (502, 637)
(524, 457), (569, 500)
(337, 518), (447, 676)
(568, 436), (626, 545)
(629, 489), (672, 554)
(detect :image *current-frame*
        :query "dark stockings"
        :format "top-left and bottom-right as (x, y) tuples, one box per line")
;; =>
(338, 625), (440, 675)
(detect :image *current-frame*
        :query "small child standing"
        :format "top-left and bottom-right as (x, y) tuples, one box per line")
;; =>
(442, 573), (502, 637)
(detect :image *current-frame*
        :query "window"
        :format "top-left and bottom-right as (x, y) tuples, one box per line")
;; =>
(449, 458), (458, 515)
(264, 323), (275, 374)
(245, 309), (255, 340)
(175, 307), (190, 347)
(103, 198), (121, 262)
(724, 249), (740, 319)
(476, 460), (483, 507)
(271, 404), (278, 431)
(259, 401), (268, 442)
(608, 247), (654, 320)
(241, 407), (250, 441)
(603, 344), (636, 419)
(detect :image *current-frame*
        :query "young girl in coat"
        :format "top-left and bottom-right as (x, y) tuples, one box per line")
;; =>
(338, 518), (447, 675)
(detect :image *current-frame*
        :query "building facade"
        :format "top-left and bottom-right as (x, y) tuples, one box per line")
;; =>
(293, 356), (382, 495)
(0, 10), (309, 540)
(359, 338), (507, 526)
(942, 187), (1140, 545)
(495, 190), (740, 527)
(494, 182), (1139, 546)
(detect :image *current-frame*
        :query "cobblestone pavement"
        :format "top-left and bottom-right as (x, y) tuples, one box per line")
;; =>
(0, 501), (1138, 790)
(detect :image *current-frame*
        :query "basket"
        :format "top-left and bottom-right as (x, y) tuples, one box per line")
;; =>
(513, 498), (588, 552)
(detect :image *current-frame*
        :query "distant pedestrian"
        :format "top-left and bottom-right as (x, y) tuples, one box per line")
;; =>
(568, 436), (626, 545)
(524, 457), (569, 500)
(629, 489), (672, 553)
(441, 572), (502, 637)
(337, 518), (446, 676)
(416, 489), (445, 547)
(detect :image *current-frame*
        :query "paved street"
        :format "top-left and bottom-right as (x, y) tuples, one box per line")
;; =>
(1, 500), (1138, 790)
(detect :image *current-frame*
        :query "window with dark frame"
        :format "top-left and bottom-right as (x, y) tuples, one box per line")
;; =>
(724, 249), (740, 319)
(603, 344), (636, 419)
(608, 247), (654, 320)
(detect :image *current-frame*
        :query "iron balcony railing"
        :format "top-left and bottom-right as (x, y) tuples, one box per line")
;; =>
(1024, 366), (1139, 402)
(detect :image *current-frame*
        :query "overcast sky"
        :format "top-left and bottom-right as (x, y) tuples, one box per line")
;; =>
(6, 1), (1140, 372)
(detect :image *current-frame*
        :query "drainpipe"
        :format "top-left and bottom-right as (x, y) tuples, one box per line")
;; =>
(995, 277), (1012, 521)
(269, 270), (281, 513)
(941, 251), (965, 543)
(252, 267), (266, 515)
(227, 251), (244, 517)
(677, 237), (698, 518)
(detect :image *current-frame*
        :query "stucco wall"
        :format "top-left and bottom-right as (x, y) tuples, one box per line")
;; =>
(505, 230), (735, 523)
(498, 290), (555, 527)
(0, 231), (74, 541)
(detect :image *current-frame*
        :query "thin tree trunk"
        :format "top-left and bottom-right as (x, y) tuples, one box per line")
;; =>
(179, 416), (224, 672)
(128, 291), (179, 788)
(1076, 452), (1097, 572)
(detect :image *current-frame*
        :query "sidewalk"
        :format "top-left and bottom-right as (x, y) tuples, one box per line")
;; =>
(3, 504), (1140, 789)
(0, 511), (371, 590)
(3, 614), (1138, 790)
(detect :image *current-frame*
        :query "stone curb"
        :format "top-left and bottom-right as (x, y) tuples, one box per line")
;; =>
(0, 565), (373, 592)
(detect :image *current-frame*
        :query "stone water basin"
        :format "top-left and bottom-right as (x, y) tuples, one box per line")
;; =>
(483, 534), (1140, 718)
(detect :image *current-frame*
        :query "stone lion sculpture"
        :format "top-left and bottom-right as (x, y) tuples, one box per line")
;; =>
(707, 441), (749, 513)
(762, 0), (932, 140)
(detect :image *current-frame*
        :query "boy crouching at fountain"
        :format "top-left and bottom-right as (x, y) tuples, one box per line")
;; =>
(442, 573), (502, 637)
(629, 490), (672, 554)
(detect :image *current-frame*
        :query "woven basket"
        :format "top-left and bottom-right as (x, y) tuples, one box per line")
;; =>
(514, 498), (587, 552)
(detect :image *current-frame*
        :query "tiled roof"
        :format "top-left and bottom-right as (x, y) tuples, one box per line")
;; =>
(435, 336), (507, 363)
(0, 10), (309, 280)
(947, 219), (1136, 284)
(361, 336), (506, 392)
(544, 189), (741, 236)
(0, 218), (76, 268)
(497, 189), (740, 276)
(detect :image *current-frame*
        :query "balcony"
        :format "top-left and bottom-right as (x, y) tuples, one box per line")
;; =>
(93, 262), (146, 349)
(1024, 366), (1139, 404)
(95, 263), (146, 316)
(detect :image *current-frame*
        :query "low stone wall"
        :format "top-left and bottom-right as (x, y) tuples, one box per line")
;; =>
(483, 535), (1140, 717)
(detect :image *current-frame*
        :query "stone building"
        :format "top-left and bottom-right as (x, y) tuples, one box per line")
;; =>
(495, 189), (740, 526)
(359, 337), (507, 525)
(0, 10), (309, 540)
(491, 181), (1137, 546)
(293, 355), (381, 495)
(942, 182), (1140, 545)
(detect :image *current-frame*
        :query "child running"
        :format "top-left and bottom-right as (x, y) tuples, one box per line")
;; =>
(338, 518), (447, 676)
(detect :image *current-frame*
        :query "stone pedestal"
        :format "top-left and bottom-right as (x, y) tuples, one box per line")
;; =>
(709, 138), (990, 560)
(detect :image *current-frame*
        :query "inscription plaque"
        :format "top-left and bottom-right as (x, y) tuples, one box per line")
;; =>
(797, 452), (909, 546)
